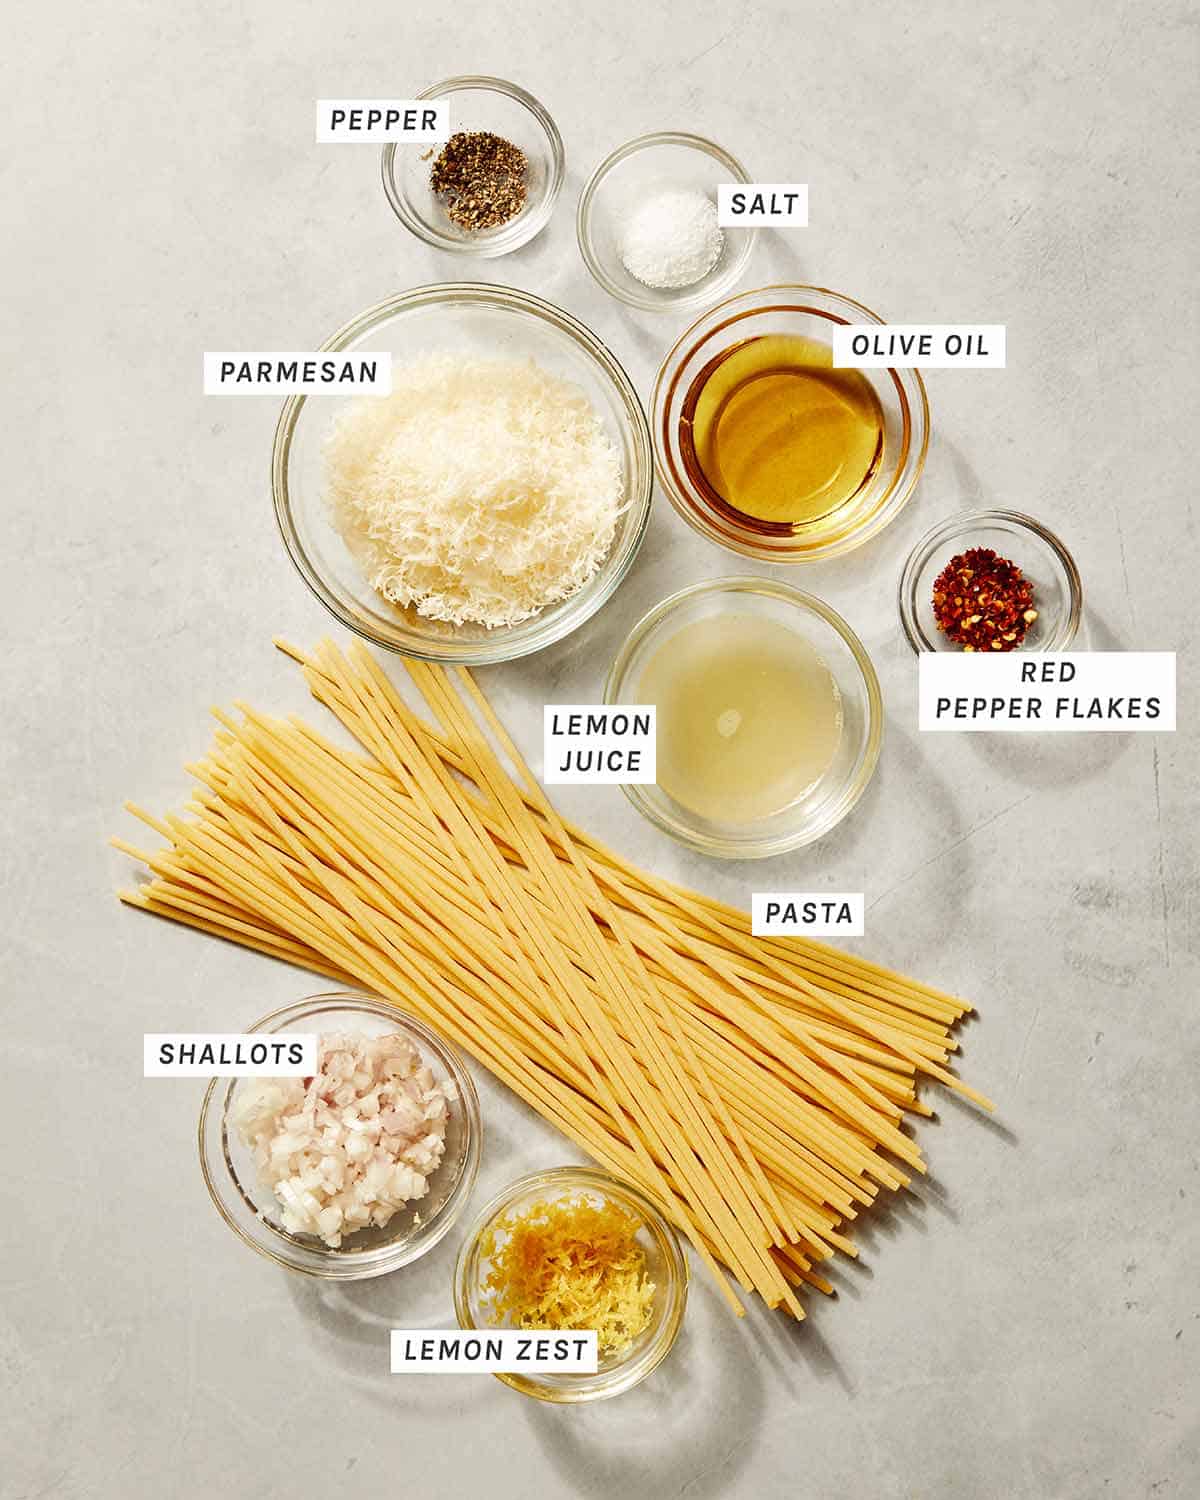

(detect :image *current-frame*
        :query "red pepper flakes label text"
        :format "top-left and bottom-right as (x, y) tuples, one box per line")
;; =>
(919, 653), (1176, 733)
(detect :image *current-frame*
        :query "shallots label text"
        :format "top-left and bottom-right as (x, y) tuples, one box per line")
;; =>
(390, 1330), (599, 1374)
(717, 184), (809, 227)
(833, 325), (1006, 369)
(315, 100), (450, 143)
(143, 1033), (318, 1078)
(203, 352), (392, 395)
(752, 894), (865, 937)
(919, 653), (1177, 731)
(543, 705), (657, 785)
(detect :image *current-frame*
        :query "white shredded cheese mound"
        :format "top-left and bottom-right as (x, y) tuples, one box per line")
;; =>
(232, 1030), (456, 1249)
(323, 353), (625, 629)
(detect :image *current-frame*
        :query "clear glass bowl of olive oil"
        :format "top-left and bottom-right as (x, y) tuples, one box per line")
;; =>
(604, 578), (883, 858)
(653, 286), (929, 562)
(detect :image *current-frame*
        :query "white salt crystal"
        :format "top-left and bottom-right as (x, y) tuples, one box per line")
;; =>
(618, 188), (724, 290)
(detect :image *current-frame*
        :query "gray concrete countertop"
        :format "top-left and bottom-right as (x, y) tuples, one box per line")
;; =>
(3, 3), (1196, 1496)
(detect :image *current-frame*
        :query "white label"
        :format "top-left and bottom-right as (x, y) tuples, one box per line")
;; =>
(203, 352), (392, 395)
(390, 1330), (599, 1374)
(752, 893), (865, 936)
(919, 653), (1176, 732)
(543, 705), (656, 785)
(833, 325), (1006, 369)
(315, 99), (450, 143)
(143, 1033), (318, 1078)
(717, 183), (808, 226)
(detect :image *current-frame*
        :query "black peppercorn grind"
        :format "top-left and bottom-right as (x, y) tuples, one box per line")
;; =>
(429, 131), (528, 231)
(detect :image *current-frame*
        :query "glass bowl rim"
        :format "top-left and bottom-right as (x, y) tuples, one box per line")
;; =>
(576, 130), (758, 312)
(897, 506), (1084, 653)
(453, 1164), (689, 1403)
(198, 990), (482, 1279)
(380, 74), (565, 258)
(270, 281), (655, 665)
(603, 575), (884, 858)
(651, 282), (931, 561)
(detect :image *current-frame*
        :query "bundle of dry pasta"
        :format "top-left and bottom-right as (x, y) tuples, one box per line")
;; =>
(114, 637), (990, 1317)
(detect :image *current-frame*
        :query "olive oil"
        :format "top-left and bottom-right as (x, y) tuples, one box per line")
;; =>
(636, 613), (843, 824)
(679, 334), (884, 528)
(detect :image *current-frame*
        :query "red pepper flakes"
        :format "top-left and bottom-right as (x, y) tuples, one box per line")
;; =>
(932, 547), (1038, 652)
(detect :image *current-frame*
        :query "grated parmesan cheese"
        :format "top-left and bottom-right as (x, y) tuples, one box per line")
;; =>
(323, 353), (625, 629)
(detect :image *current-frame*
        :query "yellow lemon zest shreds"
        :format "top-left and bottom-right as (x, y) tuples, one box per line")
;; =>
(480, 1195), (657, 1359)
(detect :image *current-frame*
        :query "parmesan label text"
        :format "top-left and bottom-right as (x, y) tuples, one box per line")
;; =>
(203, 353), (392, 395)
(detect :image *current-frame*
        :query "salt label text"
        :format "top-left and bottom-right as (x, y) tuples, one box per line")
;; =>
(717, 183), (808, 227)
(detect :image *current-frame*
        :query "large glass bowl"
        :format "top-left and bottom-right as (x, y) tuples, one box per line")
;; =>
(899, 508), (1083, 652)
(605, 578), (883, 858)
(454, 1167), (688, 1403)
(653, 285), (929, 562)
(271, 284), (654, 664)
(199, 992), (481, 1280)
(381, 76), (564, 257)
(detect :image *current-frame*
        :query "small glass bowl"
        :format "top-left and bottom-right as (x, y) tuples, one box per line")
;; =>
(653, 285), (930, 562)
(605, 577), (883, 859)
(272, 283), (654, 665)
(899, 509), (1083, 652)
(454, 1167), (688, 1403)
(199, 992), (481, 1280)
(381, 76), (563, 257)
(577, 132), (756, 312)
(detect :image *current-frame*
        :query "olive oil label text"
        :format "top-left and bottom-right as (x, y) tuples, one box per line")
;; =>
(919, 652), (1177, 731)
(543, 706), (657, 784)
(316, 100), (449, 143)
(717, 184), (809, 226)
(752, 894), (865, 937)
(834, 325), (1006, 369)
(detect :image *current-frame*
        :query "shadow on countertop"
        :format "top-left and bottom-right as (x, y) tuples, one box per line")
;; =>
(520, 1271), (765, 1500)
(961, 608), (1138, 790)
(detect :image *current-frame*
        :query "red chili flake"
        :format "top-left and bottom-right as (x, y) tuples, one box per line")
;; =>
(932, 547), (1038, 652)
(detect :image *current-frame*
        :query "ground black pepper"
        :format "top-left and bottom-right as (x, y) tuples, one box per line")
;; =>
(932, 547), (1038, 651)
(429, 131), (528, 231)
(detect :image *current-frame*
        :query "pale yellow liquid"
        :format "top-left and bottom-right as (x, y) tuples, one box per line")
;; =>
(637, 614), (844, 823)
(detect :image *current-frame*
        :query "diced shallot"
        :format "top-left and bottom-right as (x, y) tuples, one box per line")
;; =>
(232, 1030), (455, 1248)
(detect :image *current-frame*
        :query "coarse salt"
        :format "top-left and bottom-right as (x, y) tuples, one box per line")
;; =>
(618, 188), (724, 290)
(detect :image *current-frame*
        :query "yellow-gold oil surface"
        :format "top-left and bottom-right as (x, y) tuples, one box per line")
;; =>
(680, 334), (884, 527)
